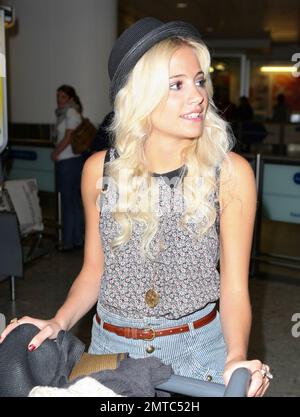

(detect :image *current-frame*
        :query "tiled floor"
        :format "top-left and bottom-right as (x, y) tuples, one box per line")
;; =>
(0, 215), (299, 397)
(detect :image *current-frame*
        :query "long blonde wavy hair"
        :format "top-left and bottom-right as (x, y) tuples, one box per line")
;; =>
(107, 37), (235, 257)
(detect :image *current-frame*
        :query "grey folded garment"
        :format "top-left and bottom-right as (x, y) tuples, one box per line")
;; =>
(72, 356), (173, 397)
(0, 323), (85, 397)
(0, 323), (173, 398)
(31, 358), (173, 397)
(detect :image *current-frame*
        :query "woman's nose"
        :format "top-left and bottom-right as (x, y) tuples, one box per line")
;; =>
(189, 93), (204, 106)
(188, 85), (204, 105)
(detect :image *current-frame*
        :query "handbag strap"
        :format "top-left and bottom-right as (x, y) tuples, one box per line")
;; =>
(103, 148), (119, 175)
(102, 148), (119, 191)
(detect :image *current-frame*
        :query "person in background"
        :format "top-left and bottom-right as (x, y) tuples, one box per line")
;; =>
(272, 93), (290, 123)
(1, 18), (272, 397)
(236, 96), (254, 122)
(52, 85), (84, 251)
(235, 96), (267, 151)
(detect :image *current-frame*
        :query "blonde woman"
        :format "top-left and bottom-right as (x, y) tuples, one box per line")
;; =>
(1, 18), (271, 396)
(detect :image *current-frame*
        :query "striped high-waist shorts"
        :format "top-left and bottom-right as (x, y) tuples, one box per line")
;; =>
(89, 302), (227, 384)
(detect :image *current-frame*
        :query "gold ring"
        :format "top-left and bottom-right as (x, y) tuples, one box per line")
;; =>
(10, 317), (18, 324)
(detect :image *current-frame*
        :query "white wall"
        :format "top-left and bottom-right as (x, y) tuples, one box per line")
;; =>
(5, 0), (117, 124)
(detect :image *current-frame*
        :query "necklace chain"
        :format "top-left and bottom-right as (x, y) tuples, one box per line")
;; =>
(144, 165), (187, 308)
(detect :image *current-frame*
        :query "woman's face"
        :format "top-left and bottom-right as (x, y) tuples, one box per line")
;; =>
(56, 90), (71, 109)
(150, 45), (208, 142)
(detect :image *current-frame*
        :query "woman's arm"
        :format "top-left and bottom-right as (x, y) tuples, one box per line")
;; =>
(219, 152), (256, 362)
(53, 151), (106, 330)
(219, 152), (269, 396)
(0, 150), (107, 348)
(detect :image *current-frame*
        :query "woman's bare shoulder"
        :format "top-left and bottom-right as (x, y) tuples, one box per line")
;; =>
(220, 151), (255, 181)
(227, 151), (250, 167)
(82, 150), (108, 179)
(219, 151), (256, 209)
(81, 150), (109, 202)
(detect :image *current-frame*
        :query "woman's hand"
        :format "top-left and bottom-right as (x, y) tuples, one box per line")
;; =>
(224, 358), (272, 397)
(51, 149), (60, 161)
(0, 316), (63, 351)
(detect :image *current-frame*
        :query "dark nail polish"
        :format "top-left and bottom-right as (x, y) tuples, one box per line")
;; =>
(28, 344), (36, 351)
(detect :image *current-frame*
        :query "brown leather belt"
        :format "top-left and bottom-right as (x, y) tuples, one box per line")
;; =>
(95, 306), (217, 341)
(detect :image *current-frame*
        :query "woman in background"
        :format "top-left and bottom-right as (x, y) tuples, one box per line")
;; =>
(52, 85), (84, 251)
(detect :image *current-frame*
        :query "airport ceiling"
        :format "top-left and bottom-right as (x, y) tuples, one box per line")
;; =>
(118, 0), (300, 44)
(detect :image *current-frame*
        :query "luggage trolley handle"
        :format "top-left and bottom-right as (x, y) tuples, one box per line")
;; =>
(0, 313), (6, 334)
(223, 367), (251, 397)
(156, 367), (251, 397)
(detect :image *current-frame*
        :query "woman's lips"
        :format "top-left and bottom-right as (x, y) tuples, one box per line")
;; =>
(180, 112), (204, 121)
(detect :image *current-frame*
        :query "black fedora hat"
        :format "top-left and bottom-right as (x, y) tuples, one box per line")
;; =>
(108, 17), (201, 104)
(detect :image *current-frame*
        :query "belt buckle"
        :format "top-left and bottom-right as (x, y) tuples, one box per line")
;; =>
(142, 327), (156, 341)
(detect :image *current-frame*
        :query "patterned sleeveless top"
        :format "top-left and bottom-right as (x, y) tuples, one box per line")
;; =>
(97, 148), (221, 320)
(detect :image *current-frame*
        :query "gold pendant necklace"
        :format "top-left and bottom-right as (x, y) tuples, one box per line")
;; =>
(145, 288), (160, 308)
(145, 269), (160, 308)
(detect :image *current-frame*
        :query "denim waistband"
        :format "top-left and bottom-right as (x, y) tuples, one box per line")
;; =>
(96, 302), (217, 329)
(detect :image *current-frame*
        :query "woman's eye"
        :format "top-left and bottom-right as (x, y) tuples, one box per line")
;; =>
(196, 79), (206, 88)
(170, 81), (183, 90)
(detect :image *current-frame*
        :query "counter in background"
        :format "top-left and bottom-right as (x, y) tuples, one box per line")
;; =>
(7, 138), (55, 192)
(244, 153), (300, 225)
